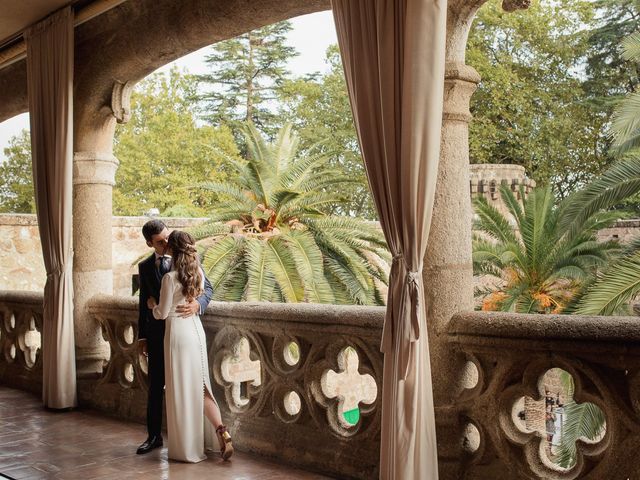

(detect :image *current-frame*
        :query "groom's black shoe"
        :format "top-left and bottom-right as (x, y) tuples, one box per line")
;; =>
(136, 435), (163, 454)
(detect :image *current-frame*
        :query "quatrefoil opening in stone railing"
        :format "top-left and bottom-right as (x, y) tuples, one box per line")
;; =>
(220, 337), (262, 408)
(321, 346), (377, 429)
(512, 368), (606, 471)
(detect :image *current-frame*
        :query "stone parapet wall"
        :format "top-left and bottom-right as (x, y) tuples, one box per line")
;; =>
(470, 164), (536, 218)
(449, 311), (640, 479)
(0, 214), (206, 296)
(0, 291), (384, 480)
(597, 219), (640, 244)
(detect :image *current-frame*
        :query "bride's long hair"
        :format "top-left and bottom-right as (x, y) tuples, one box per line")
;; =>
(167, 230), (203, 301)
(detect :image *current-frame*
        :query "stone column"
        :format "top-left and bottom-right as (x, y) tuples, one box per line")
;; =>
(425, 1), (530, 478)
(425, 62), (479, 480)
(72, 81), (132, 377)
(73, 151), (119, 376)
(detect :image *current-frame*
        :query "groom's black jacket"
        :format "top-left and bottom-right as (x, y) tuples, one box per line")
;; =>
(137, 253), (213, 341)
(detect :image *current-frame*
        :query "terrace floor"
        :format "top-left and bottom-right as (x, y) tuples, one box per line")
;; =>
(0, 387), (331, 480)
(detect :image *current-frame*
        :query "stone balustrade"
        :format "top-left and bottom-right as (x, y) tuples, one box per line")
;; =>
(0, 291), (43, 394)
(449, 311), (640, 480)
(87, 294), (385, 480)
(5, 290), (640, 479)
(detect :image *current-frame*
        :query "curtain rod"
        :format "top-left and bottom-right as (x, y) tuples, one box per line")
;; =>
(0, 0), (128, 70)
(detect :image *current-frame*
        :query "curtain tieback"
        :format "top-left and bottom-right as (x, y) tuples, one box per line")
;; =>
(382, 253), (423, 379)
(46, 256), (73, 280)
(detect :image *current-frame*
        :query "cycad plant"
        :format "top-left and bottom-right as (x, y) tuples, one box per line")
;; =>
(192, 123), (389, 305)
(473, 184), (620, 313)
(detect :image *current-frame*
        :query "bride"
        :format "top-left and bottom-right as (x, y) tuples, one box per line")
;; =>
(148, 230), (233, 462)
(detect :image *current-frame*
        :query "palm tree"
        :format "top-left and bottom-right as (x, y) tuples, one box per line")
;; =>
(473, 184), (620, 313)
(191, 123), (389, 305)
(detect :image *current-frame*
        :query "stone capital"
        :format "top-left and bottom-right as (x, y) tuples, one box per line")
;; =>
(73, 151), (120, 186)
(443, 62), (481, 124)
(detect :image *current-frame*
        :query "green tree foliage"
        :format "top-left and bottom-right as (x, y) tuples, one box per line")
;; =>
(584, 0), (640, 105)
(278, 45), (375, 219)
(473, 184), (620, 313)
(114, 68), (240, 216)
(198, 21), (297, 135)
(193, 123), (389, 305)
(611, 32), (640, 154)
(467, 0), (614, 198)
(0, 129), (35, 213)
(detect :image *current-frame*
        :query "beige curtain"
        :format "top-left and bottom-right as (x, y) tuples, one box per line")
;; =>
(331, 0), (447, 478)
(25, 6), (77, 409)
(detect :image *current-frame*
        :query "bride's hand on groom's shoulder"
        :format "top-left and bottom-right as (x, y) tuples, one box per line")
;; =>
(147, 297), (157, 309)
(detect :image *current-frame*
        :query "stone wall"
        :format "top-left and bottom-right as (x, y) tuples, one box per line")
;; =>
(597, 219), (640, 244)
(469, 164), (536, 219)
(0, 214), (206, 296)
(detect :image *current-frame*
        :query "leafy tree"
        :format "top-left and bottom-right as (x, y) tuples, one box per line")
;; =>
(114, 68), (240, 216)
(0, 129), (35, 213)
(584, 0), (640, 106)
(468, 0), (614, 198)
(198, 21), (297, 136)
(192, 123), (389, 305)
(473, 184), (620, 313)
(278, 45), (376, 219)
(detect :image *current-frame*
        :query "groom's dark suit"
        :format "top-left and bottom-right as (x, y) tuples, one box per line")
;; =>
(138, 253), (213, 438)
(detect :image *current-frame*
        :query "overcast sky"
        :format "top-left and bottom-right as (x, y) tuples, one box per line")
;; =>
(0, 11), (337, 162)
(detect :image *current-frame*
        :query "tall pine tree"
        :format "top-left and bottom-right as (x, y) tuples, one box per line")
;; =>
(198, 21), (298, 136)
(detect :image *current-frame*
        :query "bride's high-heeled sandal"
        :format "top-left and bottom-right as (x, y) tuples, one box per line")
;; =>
(216, 425), (234, 460)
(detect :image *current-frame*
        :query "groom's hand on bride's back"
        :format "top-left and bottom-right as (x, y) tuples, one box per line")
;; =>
(176, 299), (200, 317)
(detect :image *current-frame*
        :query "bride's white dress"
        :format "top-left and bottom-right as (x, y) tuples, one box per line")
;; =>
(153, 269), (215, 463)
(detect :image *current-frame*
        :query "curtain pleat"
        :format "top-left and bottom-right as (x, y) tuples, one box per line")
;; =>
(331, 1), (447, 477)
(25, 6), (77, 409)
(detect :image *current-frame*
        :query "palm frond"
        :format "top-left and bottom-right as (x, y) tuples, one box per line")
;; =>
(556, 402), (606, 469)
(199, 181), (252, 204)
(284, 230), (335, 303)
(265, 237), (305, 302)
(560, 157), (640, 236)
(574, 252), (640, 315)
(202, 235), (245, 291)
(499, 183), (524, 226)
(245, 238), (276, 301)
(324, 254), (370, 305)
(621, 32), (640, 61)
(187, 221), (231, 241)
(473, 195), (520, 246)
(212, 259), (247, 301)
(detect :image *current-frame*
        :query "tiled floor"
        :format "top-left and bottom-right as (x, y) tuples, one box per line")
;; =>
(0, 387), (332, 479)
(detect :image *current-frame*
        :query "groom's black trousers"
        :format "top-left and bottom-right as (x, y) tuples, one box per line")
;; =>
(146, 322), (165, 437)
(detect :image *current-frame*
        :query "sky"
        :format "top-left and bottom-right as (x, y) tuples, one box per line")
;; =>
(0, 11), (338, 162)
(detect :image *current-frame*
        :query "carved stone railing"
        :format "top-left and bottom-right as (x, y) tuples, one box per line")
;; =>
(88, 295), (384, 480)
(0, 291), (43, 394)
(449, 311), (640, 480)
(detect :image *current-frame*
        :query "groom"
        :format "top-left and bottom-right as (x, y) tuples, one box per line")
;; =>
(136, 219), (214, 454)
